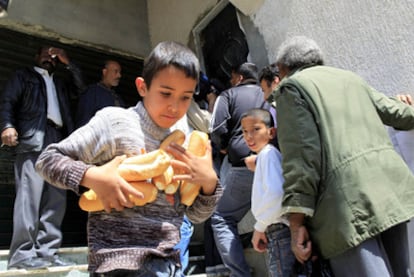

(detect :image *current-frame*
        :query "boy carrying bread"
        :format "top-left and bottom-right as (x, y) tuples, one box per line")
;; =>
(35, 41), (222, 276)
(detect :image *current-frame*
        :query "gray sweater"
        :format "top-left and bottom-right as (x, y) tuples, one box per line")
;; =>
(36, 101), (222, 273)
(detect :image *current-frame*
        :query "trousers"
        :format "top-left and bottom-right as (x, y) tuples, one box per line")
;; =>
(211, 156), (254, 277)
(329, 222), (410, 277)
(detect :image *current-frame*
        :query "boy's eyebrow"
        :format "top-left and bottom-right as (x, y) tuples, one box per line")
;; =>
(160, 85), (194, 94)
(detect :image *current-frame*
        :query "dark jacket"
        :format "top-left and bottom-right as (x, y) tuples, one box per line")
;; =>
(75, 82), (125, 129)
(210, 79), (268, 166)
(0, 67), (77, 153)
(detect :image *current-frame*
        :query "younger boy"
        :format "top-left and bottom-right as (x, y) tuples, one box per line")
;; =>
(36, 41), (222, 276)
(240, 108), (295, 277)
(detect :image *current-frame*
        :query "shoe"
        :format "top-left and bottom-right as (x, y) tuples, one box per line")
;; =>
(49, 255), (76, 267)
(12, 257), (52, 270)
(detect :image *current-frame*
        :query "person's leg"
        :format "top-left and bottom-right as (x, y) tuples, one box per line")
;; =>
(211, 163), (254, 277)
(380, 222), (411, 277)
(36, 181), (66, 257)
(36, 126), (67, 259)
(8, 152), (45, 268)
(266, 224), (295, 277)
(174, 215), (193, 276)
(329, 235), (392, 277)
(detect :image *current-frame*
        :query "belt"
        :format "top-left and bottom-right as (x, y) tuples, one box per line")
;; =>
(47, 119), (63, 130)
(267, 223), (288, 232)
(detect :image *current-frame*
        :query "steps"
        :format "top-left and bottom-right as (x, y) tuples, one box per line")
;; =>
(0, 247), (89, 277)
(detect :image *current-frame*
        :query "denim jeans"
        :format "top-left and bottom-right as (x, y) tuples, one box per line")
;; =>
(90, 257), (181, 277)
(174, 215), (193, 276)
(211, 156), (254, 277)
(266, 223), (295, 277)
(329, 222), (410, 277)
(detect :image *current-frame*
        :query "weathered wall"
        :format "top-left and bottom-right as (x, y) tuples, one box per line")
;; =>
(253, 0), (414, 94)
(146, 0), (217, 47)
(1, 0), (151, 58)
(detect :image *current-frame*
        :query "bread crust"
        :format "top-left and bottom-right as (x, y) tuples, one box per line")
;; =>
(117, 149), (171, 181)
(179, 131), (209, 206)
(79, 181), (158, 212)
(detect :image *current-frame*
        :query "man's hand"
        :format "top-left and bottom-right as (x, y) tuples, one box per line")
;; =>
(291, 225), (312, 263)
(48, 47), (70, 66)
(1, 127), (18, 147)
(396, 94), (413, 105)
(289, 213), (312, 263)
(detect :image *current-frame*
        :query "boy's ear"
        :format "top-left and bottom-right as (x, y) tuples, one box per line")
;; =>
(135, 77), (147, 97)
(269, 127), (276, 139)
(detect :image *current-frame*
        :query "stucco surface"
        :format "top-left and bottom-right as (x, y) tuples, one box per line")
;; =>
(254, 0), (414, 95)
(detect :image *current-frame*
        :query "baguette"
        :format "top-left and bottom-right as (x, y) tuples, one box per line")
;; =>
(118, 149), (171, 181)
(180, 130), (209, 206)
(159, 130), (186, 150)
(79, 181), (158, 212)
(153, 130), (186, 191)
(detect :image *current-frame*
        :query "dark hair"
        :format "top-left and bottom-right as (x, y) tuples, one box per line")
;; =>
(259, 63), (279, 87)
(232, 62), (258, 81)
(142, 41), (200, 88)
(241, 108), (274, 128)
(102, 60), (120, 69)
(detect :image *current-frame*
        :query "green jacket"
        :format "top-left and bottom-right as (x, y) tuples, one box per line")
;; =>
(274, 65), (414, 258)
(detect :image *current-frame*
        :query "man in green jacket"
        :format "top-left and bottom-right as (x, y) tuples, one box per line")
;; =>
(274, 35), (414, 276)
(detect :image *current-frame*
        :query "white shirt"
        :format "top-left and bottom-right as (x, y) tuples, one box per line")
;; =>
(252, 144), (288, 232)
(34, 66), (63, 126)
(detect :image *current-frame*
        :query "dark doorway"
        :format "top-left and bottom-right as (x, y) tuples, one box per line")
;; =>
(199, 3), (249, 89)
(0, 27), (143, 249)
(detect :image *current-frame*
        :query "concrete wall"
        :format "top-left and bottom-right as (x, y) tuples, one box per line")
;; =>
(146, 0), (217, 47)
(2, 0), (151, 58)
(253, 0), (414, 94)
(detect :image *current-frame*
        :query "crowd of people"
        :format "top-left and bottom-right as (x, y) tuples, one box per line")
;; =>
(1, 35), (414, 277)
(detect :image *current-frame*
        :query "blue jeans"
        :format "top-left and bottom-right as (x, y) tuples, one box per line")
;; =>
(174, 215), (193, 276)
(266, 223), (295, 277)
(211, 156), (254, 277)
(329, 222), (410, 277)
(90, 257), (181, 276)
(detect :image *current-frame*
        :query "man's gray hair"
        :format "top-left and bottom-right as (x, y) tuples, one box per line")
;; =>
(275, 36), (324, 70)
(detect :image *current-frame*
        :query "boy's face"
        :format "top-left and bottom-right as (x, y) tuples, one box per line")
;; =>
(241, 115), (275, 153)
(137, 66), (196, 129)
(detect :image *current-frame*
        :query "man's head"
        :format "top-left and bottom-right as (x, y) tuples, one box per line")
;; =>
(259, 63), (280, 100)
(35, 46), (58, 74)
(275, 36), (324, 79)
(230, 62), (258, 87)
(101, 60), (122, 88)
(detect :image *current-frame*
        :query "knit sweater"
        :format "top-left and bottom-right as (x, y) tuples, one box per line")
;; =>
(36, 101), (222, 273)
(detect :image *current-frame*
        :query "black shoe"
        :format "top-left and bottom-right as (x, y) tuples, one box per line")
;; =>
(12, 257), (52, 270)
(49, 255), (76, 267)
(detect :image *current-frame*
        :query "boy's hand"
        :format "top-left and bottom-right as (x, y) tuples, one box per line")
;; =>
(167, 141), (218, 195)
(81, 155), (144, 213)
(252, 230), (268, 253)
(244, 154), (257, 172)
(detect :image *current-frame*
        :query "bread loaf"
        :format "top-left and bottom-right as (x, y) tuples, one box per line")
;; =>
(179, 130), (209, 206)
(79, 181), (158, 212)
